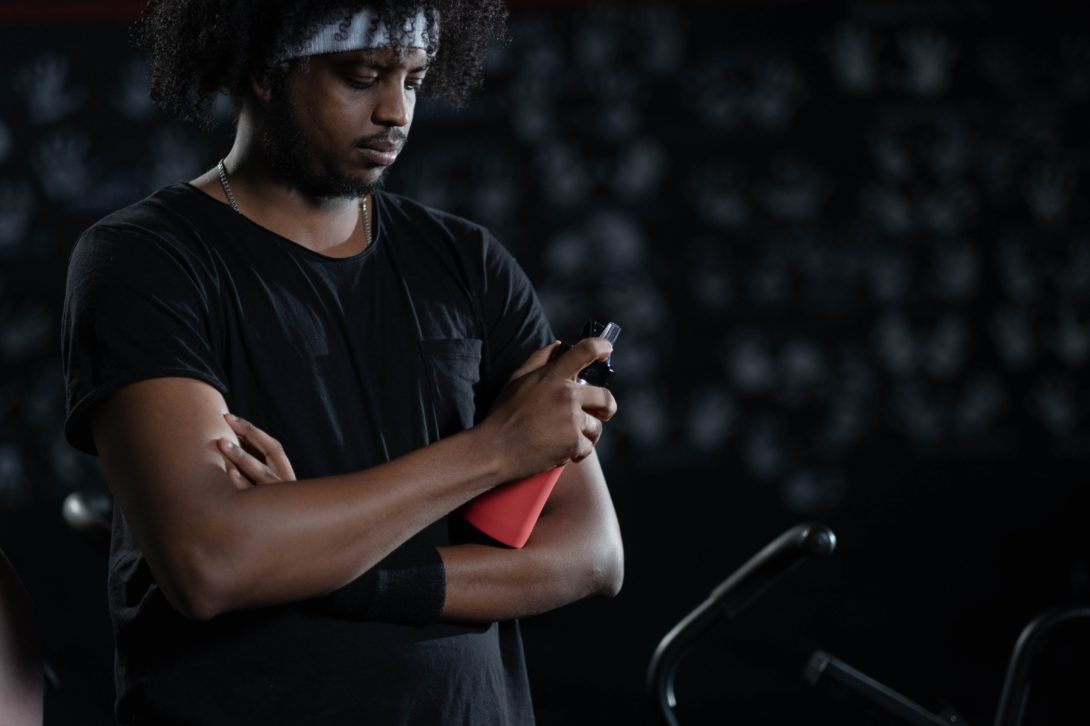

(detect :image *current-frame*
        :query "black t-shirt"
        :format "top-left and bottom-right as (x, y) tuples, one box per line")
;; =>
(61, 183), (553, 725)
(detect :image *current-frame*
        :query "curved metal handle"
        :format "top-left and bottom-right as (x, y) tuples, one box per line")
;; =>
(993, 606), (1090, 726)
(647, 523), (837, 726)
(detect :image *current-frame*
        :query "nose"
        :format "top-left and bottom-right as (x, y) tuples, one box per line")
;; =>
(372, 82), (411, 128)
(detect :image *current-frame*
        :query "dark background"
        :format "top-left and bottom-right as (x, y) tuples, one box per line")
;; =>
(1, 0), (1088, 724)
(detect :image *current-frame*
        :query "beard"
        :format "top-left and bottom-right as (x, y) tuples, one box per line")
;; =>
(258, 90), (400, 200)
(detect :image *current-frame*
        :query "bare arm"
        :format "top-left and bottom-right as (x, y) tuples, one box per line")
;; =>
(438, 449), (624, 623)
(92, 339), (615, 621)
(0, 550), (41, 726)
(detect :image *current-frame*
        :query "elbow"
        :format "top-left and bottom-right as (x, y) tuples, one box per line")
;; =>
(589, 538), (624, 599)
(155, 542), (238, 622)
(165, 581), (225, 623)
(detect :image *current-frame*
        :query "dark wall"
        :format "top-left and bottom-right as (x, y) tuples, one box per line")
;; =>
(1, 2), (1087, 724)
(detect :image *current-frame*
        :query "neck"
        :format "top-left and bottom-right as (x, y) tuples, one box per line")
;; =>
(193, 115), (369, 257)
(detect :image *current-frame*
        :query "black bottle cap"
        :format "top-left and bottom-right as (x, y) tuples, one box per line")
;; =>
(576, 319), (620, 388)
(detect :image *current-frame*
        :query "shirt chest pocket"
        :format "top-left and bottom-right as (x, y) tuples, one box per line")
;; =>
(418, 338), (483, 436)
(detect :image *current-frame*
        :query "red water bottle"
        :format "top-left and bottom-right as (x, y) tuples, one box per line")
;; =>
(463, 320), (621, 548)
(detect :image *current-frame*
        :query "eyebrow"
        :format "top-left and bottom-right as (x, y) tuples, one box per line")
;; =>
(340, 54), (431, 74)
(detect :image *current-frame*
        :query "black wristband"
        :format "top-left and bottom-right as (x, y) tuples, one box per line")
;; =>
(306, 544), (446, 626)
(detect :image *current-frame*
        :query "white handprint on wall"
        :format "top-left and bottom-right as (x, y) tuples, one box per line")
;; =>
(745, 251), (791, 306)
(0, 180), (34, 254)
(954, 372), (1006, 437)
(777, 338), (827, 408)
(781, 469), (847, 513)
(690, 163), (750, 229)
(686, 56), (746, 131)
(872, 133), (913, 181)
(828, 24), (880, 94)
(0, 305), (52, 361)
(996, 238), (1037, 303)
(888, 381), (944, 443)
(32, 129), (92, 202)
(684, 385), (738, 452)
(15, 53), (86, 124)
(0, 445), (30, 511)
(930, 238), (979, 302)
(757, 159), (829, 222)
(748, 58), (806, 130)
(873, 313), (916, 376)
(586, 212), (649, 272)
(725, 332), (774, 394)
(991, 305), (1036, 370)
(114, 57), (156, 119)
(572, 8), (619, 68)
(612, 138), (666, 201)
(1057, 239), (1090, 301)
(899, 29), (957, 97)
(685, 237), (734, 311)
(922, 314), (968, 381)
(1023, 163), (1074, 225)
(818, 395), (869, 451)
(620, 385), (670, 447)
(864, 247), (912, 304)
(918, 184), (977, 234)
(1027, 376), (1077, 435)
(861, 182), (913, 235)
(635, 6), (685, 75)
(742, 415), (791, 480)
(1050, 307), (1090, 367)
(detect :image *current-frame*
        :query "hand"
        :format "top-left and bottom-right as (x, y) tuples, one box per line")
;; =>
(217, 414), (297, 489)
(481, 338), (619, 481)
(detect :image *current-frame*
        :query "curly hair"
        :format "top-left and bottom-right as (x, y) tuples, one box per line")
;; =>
(132, 0), (509, 128)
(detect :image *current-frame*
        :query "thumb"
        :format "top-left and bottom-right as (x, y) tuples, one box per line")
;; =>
(507, 341), (562, 383)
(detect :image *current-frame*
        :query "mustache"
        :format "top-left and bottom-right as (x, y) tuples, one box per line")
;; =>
(354, 130), (408, 148)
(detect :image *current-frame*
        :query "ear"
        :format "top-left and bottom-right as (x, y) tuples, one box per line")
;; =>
(249, 73), (273, 103)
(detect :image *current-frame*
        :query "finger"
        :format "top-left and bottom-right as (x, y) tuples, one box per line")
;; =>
(226, 464), (252, 490)
(218, 437), (281, 485)
(507, 341), (563, 382)
(551, 337), (613, 380)
(575, 385), (618, 421)
(580, 410), (604, 445)
(225, 414), (296, 481)
(571, 429), (596, 463)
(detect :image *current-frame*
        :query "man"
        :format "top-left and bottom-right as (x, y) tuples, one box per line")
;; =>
(60, 1), (623, 724)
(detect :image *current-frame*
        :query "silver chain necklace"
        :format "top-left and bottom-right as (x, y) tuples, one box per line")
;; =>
(216, 159), (371, 250)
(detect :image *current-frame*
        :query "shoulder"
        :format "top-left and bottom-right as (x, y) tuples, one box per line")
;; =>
(70, 184), (219, 276)
(67, 184), (223, 299)
(375, 190), (503, 256)
(85, 183), (208, 240)
(374, 191), (524, 273)
(374, 190), (486, 238)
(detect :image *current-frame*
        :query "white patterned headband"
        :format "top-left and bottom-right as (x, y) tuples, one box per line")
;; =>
(280, 8), (439, 61)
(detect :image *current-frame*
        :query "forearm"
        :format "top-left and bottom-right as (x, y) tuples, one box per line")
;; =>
(196, 435), (491, 616)
(95, 339), (617, 622)
(95, 382), (506, 621)
(437, 455), (624, 623)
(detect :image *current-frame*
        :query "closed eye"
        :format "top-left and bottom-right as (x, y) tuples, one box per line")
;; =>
(345, 77), (378, 90)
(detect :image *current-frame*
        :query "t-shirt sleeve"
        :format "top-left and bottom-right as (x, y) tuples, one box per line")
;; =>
(61, 224), (228, 455)
(477, 234), (556, 415)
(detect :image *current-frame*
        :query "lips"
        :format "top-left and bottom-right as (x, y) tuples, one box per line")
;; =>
(356, 142), (400, 166)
